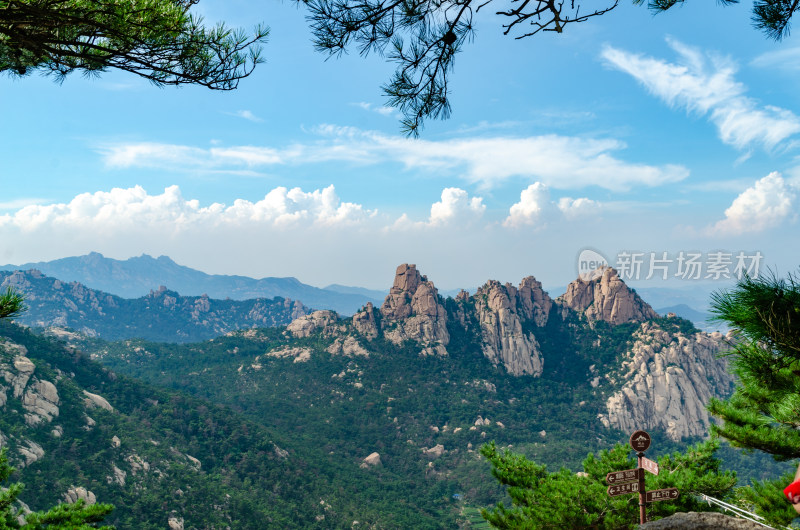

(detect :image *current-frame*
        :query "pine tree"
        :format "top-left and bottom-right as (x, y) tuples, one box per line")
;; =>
(0, 288), (24, 320)
(1, 448), (114, 529)
(0, 0), (268, 90)
(704, 271), (800, 527)
(479, 439), (736, 529)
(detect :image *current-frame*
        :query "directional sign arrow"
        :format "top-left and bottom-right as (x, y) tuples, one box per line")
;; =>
(607, 482), (639, 497)
(606, 468), (643, 484)
(641, 457), (659, 476)
(645, 488), (679, 503)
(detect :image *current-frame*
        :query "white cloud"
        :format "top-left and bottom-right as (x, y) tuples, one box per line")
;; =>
(391, 188), (485, 229)
(0, 185), (375, 233)
(504, 183), (600, 228)
(602, 39), (800, 150)
(354, 102), (397, 117)
(230, 110), (264, 122)
(709, 172), (797, 234)
(751, 47), (800, 71)
(97, 125), (688, 191)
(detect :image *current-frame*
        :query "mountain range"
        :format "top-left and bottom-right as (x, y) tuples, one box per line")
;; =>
(1, 260), (775, 528)
(1, 252), (384, 315)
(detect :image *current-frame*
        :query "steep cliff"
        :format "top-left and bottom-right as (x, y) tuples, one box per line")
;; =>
(557, 267), (658, 325)
(598, 322), (735, 440)
(380, 264), (449, 356)
(473, 280), (549, 376)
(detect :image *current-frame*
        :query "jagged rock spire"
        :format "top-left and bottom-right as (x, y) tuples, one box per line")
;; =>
(558, 267), (658, 325)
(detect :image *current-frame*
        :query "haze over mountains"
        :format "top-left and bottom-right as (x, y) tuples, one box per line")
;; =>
(1, 252), (384, 315)
(2, 253), (723, 330)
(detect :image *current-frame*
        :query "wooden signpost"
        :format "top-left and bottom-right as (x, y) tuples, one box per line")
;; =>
(604, 430), (680, 525)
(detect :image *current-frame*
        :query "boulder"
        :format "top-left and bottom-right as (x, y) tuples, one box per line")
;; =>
(361, 452), (382, 468)
(286, 310), (341, 338)
(639, 511), (768, 529)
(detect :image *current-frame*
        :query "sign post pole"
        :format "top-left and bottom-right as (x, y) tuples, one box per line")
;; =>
(637, 451), (646, 525)
(629, 430), (652, 525)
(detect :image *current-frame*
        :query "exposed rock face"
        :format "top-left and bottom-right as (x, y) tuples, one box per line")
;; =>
(598, 323), (735, 441)
(423, 444), (445, 458)
(380, 264), (449, 356)
(264, 347), (313, 363)
(22, 379), (60, 425)
(558, 267), (658, 325)
(327, 336), (369, 357)
(352, 303), (379, 340)
(83, 390), (114, 412)
(639, 511), (768, 529)
(63, 486), (97, 505)
(286, 310), (341, 338)
(474, 280), (546, 376)
(18, 439), (45, 466)
(361, 452), (382, 468)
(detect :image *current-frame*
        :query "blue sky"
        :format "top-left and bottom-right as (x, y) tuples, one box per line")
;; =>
(1, 0), (799, 292)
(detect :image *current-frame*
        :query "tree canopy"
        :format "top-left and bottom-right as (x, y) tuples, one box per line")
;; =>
(298, 0), (800, 134)
(0, 0), (268, 90)
(707, 271), (800, 460)
(479, 439), (736, 528)
(1, 448), (114, 529)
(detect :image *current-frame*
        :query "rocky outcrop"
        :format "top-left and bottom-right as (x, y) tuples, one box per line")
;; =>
(352, 303), (379, 340)
(360, 452), (382, 468)
(598, 323), (735, 440)
(639, 511), (768, 529)
(558, 267), (658, 325)
(327, 336), (369, 357)
(286, 310), (341, 338)
(22, 379), (59, 425)
(83, 390), (114, 412)
(474, 280), (546, 376)
(380, 264), (449, 356)
(264, 347), (313, 363)
(63, 486), (97, 505)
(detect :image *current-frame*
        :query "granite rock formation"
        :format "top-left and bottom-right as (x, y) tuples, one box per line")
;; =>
(380, 264), (449, 356)
(598, 323), (735, 440)
(473, 280), (547, 376)
(558, 267), (658, 325)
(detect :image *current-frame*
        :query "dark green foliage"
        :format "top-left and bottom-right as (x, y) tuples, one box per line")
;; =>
(0, 0), (268, 89)
(480, 439), (737, 529)
(0, 287), (24, 320)
(1, 449), (114, 529)
(707, 271), (800, 459)
(734, 471), (800, 528)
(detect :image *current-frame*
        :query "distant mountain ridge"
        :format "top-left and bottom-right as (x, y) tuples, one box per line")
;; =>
(1, 252), (383, 315)
(0, 269), (310, 342)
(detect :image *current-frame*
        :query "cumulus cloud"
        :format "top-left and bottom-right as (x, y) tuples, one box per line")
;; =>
(709, 172), (797, 234)
(602, 39), (800, 150)
(504, 183), (600, 228)
(0, 184), (375, 233)
(98, 125), (688, 191)
(391, 188), (485, 229)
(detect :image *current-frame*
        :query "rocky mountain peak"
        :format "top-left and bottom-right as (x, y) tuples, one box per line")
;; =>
(558, 267), (658, 325)
(473, 279), (546, 376)
(379, 264), (449, 356)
